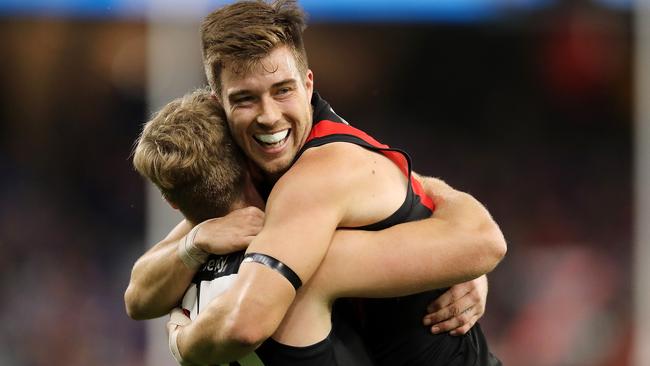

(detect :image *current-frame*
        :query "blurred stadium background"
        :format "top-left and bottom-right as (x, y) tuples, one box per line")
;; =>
(0, 0), (645, 365)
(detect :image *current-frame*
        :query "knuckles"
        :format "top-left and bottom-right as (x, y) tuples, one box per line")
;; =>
(457, 313), (470, 324)
(447, 305), (460, 317)
(237, 207), (265, 224)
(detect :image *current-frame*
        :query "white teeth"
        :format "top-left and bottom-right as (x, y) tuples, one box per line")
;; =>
(255, 129), (289, 144)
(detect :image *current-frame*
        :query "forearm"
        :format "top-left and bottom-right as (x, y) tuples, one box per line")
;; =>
(125, 238), (196, 319)
(125, 207), (265, 320)
(177, 300), (255, 364)
(417, 175), (506, 273)
(176, 216), (331, 363)
(313, 223), (487, 298)
(125, 220), (196, 320)
(177, 263), (295, 364)
(312, 178), (506, 299)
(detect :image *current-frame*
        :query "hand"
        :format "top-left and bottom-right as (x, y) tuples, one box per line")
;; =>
(422, 275), (488, 336)
(194, 206), (265, 255)
(167, 308), (197, 366)
(167, 307), (191, 336)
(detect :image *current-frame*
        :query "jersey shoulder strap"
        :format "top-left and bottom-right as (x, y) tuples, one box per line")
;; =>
(294, 120), (434, 215)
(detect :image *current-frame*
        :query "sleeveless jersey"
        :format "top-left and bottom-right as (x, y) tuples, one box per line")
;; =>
(181, 252), (270, 366)
(181, 251), (374, 366)
(180, 93), (499, 365)
(280, 93), (501, 366)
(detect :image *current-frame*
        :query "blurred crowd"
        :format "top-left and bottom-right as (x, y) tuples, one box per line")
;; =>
(0, 2), (632, 365)
(0, 19), (147, 365)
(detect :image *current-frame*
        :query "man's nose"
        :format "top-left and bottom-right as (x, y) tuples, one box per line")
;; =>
(256, 95), (281, 127)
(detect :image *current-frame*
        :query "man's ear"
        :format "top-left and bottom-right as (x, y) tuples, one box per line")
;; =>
(304, 69), (314, 99)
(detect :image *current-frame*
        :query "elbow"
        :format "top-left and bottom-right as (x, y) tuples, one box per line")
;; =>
(181, 300), (277, 363)
(124, 285), (148, 321)
(479, 221), (507, 273)
(224, 325), (268, 350)
(221, 311), (273, 350)
(222, 296), (282, 349)
(222, 319), (273, 355)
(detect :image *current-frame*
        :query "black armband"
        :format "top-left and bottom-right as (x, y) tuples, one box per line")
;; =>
(242, 253), (303, 290)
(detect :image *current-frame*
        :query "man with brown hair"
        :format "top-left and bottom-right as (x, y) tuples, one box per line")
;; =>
(130, 87), (501, 365)
(127, 1), (505, 365)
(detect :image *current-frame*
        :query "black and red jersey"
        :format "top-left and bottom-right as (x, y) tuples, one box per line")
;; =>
(295, 119), (434, 231)
(261, 93), (500, 366)
(187, 93), (499, 366)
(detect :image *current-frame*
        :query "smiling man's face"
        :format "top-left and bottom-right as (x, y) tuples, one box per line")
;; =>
(220, 46), (314, 180)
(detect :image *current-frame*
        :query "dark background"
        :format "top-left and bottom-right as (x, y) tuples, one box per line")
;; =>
(0, 1), (632, 365)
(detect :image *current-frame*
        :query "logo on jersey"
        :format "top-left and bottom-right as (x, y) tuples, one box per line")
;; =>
(192, 251), (245, 283)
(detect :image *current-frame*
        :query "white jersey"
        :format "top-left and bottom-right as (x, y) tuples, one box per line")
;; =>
(181, 251), (244, 319)
(178, 251), (267, 365)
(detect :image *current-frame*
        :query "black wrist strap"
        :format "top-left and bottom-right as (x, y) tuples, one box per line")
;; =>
(242, 253), (303, 290)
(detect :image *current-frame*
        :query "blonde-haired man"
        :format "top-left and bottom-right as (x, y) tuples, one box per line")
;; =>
(133, 88), (262, 225)
(128, 1), (506, 365)
(129, 87), (502, 365)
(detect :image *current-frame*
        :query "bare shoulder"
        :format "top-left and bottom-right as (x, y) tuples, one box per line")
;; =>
(271, 142), (379, 201)
(269, 141), (408, 227)
(267, 143), (363, 210)
(297, 142), (375, 173)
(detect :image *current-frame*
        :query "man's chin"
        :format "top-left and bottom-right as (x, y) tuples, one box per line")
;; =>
(258, 159), (291, 181)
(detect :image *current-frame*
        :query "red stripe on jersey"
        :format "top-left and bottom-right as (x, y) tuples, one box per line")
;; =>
(412, 177), (435, 211)
(308, 120), (435, 211)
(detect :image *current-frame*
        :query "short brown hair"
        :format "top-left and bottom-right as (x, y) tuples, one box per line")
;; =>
(200, 0), (308, 97)
(133, 88), (246, 224)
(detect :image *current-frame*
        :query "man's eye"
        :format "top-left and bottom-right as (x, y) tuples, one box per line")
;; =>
(234, 96), (253, 105)
(277, 87), (292, 95)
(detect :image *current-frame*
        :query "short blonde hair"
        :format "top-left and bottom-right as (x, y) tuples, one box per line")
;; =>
(201, 0), (309, 97)
(133, 88), (246, 224)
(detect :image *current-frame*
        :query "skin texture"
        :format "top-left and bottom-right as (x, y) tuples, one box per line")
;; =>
(424, 274), (489, 336)
(173, 140), (414, 362)
(270, 176), (503, 347)
(124, 207), (264, 320)
(220, 46), (314, 181)
(171, 138), (505, 363)
(128, 45), (505, 366)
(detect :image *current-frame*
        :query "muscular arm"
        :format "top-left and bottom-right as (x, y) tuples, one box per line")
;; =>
(311, 175), (506, 299)
(125, 220), (195, 320)
(272, 176), (504, 345)
(124, 208), (264, 320)
(176, 143), (404, 364)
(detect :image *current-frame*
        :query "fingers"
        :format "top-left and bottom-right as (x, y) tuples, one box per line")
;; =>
(449, 315), (479, 336)
(169, 307), (191, 326)
(196, 206), (265, 254)
(423, 291), (475, 327)
(423, 280), (486, 336)
(426, 283), (472, 313)
(231, 206), (265, 222)
(167, 307), (191, 335)
(424, 306), (479, 335)
(230, 207), (265, 236)
(217, 206), (265, 232)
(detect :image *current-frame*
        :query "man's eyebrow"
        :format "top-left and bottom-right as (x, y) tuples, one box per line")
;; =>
(273, 79), (297, 88)
(228, 79), (298, 102)
(228, 90), (251, 102)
